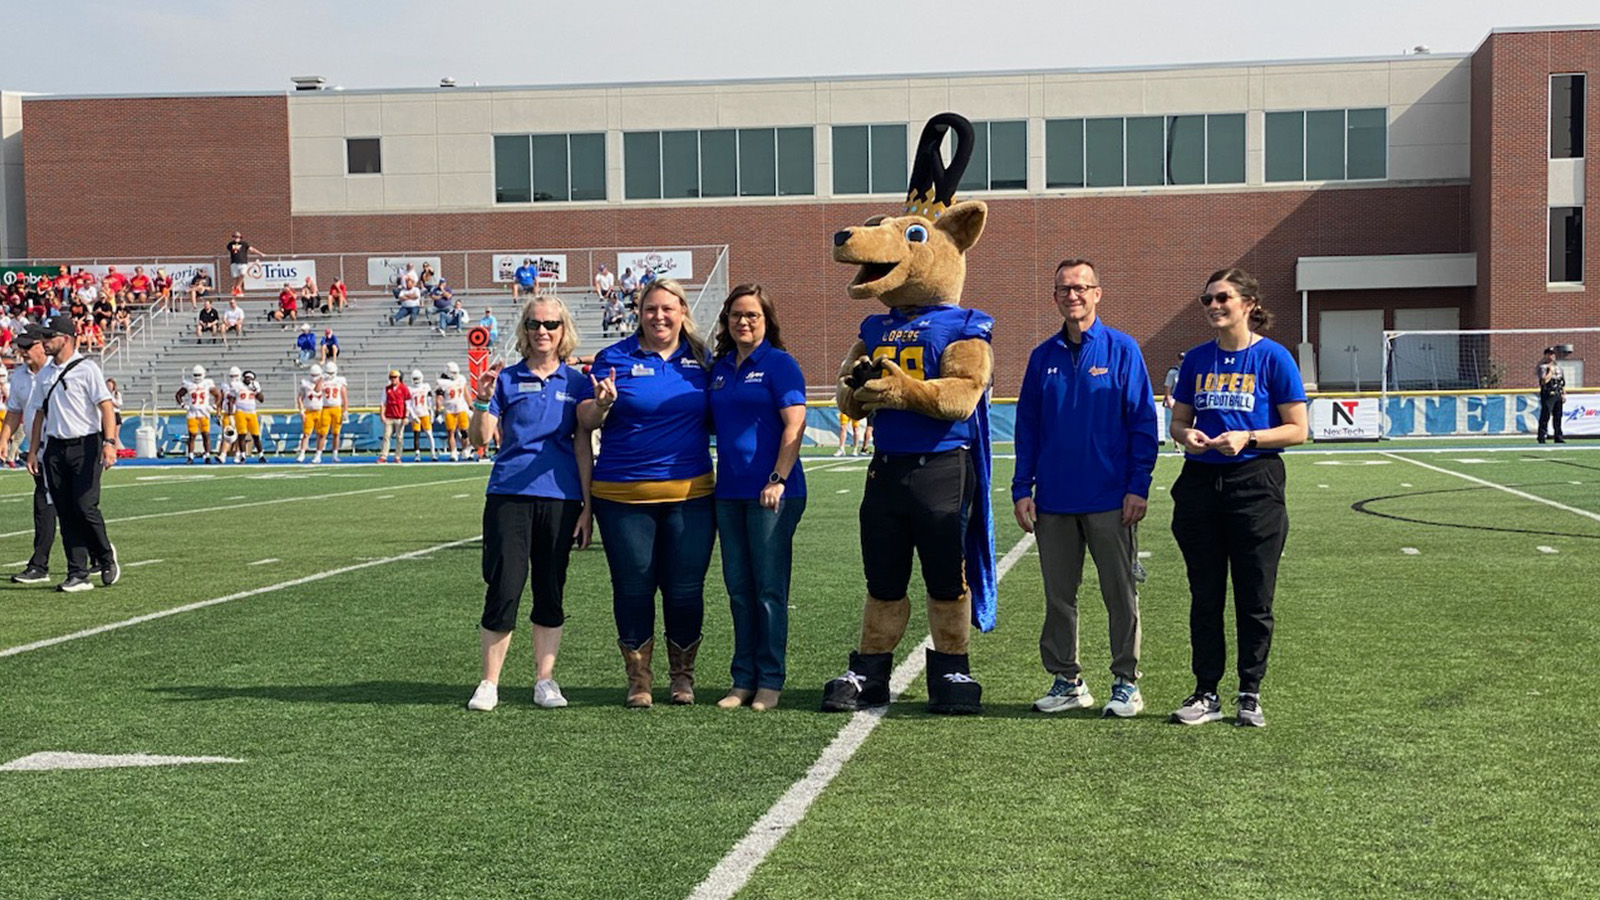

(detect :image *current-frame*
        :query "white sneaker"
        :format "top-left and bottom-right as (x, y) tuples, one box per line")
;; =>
(331, 454), (341, 463)
(1102, 678), (1144, 718)
(833, 448), (847, 457)
(296, 453), (306, 463)
(534, 679), (568, 709)
(1032, 675), (1095, 713)
(221, 455), (231, 464)
(466, 680), (499, 711)
(312, 453), (322, 464)
(450, 450), (460, 461)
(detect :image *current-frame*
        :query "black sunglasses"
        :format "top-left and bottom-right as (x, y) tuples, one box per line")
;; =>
(524, 319), (563, 331)
(1198, 292), (1243, 306)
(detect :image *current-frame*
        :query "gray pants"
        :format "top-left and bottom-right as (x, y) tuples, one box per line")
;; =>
(1036, 509), (1142, 683)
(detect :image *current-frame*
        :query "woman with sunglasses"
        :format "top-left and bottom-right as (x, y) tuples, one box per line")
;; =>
(464, 295), (593, 712)
(1167, 268), (1307, 728)
(577, 278), (714, 708)
(708, 285), (806, 711)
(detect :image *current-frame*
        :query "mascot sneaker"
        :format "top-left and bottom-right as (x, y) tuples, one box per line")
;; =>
(820, 651), (892, 712)
(925, 649), (982, 715)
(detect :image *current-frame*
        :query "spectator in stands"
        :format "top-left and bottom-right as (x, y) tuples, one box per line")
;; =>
(594, 264), (616, 301)
(708, 284), (807, 712)
(227, 231), (264, 296)
(92, 295), (115, 330)
(513, 258), (538, 300)
(479, 308), (499, 344)
(419, 261), (437, 289)
(601, 293), (627, 337)
(272, 282), (299, 327)
(113, 305), (132, 335)
(300, 275), (322, 315)
(128, 267), (151, 304)
(619, 267), (638, 306)
(78, 315), (105, 352)
(73, 277), (98, 312)
(153, 269), (173, 304)
(328, 277), (348, 313)
(295, 323), (317, 366)
(222, 298), (246, 340)
(430, 284), (454, 328)
(320, 327), (340, 364)
(106, 378), (123, 427)
(103, 267), (128, 296)
(391, 282), (423, 325)
(465, 294), (592, 712)
(189, 270), (212, 309)
(577, 278), (713, 708)
(439, 298), (466, 333)
(378, 369), (410, 464)
(196, 298), (222, 344)
(639, 267), (657, 294)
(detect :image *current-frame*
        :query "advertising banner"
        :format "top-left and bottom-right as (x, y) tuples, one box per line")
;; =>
(492, 254), (567, 284)
(244, 259), (318, 291)
(366, 256), (442, 288)
(0, 265), (58, 290)
(1557, 392), (1600, 436)
(618, 250), (693, 281)
(1309, 397), (1382, 441)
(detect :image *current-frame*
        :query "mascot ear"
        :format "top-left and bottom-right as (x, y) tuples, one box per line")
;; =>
(934, 201), (986, 253)
(862, 214), (888, 226)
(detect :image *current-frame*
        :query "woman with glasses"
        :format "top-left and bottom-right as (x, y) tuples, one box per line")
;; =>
(708, 285), (806, 711)
(1167, 268), (1307, 728)
(464, 295), (593, 712)
(577, 279), (714, 708)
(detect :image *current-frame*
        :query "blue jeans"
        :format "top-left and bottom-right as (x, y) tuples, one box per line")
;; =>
(392, 305), (420, 325)
(594, 495), (715, 650)
(717, 496), (805, 690)
(297, 347), (314, 364)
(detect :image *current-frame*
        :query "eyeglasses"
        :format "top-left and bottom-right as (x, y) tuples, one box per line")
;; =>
(1198, 292), (1242, 306)
(728, 311), (763, 322)
(1053, 284), (1099, 297)
(524, 319), (563, 331)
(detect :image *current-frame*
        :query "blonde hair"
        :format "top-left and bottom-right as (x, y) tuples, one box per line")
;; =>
(636, 278), (707, 366)
(515, 294), (580, 360)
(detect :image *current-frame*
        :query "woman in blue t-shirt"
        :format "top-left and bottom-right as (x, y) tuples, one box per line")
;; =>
(577, 279), (714, 708)
(707, 285), (807, 712)
(1167, 268), (1308, 728)
(464, 296), (593, 713)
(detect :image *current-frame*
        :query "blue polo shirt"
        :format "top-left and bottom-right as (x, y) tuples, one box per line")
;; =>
(709, 341), (808, 500)
(514, 265), (538, 288)
(1012, 320), (1159, 514)
(859, 304), (994, 453)
(485, 361), (591, 499)
(591, 335), (712, 482)
(1172, 336), (1306, 464)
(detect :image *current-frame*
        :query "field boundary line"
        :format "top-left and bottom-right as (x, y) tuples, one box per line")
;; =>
(686, 531), (1037, 900)
(0, 476), (482, 540)
(0, 535), (480, 659)
(1381, 453), (1600, 523)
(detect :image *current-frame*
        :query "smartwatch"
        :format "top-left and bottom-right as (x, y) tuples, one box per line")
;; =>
(768, 472), (787, 485)
(1246, 430), (1259, 450)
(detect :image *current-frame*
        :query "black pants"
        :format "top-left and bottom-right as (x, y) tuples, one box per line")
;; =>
(1170, 456), (1288, 695)
(30, 470), (59, 572)
(859, 448), (974, 601)
(42, 435), (113, 579)
(1539, 393), (1565, 440)
(480, 494), (583, 632)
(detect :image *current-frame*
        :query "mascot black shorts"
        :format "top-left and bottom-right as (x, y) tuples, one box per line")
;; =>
(859, 447), (974, 601)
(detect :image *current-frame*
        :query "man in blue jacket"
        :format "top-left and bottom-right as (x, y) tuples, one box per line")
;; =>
(1012, 259), (1159, 718)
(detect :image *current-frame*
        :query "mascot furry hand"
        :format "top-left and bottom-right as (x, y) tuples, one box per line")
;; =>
(820, 113), (999, 716)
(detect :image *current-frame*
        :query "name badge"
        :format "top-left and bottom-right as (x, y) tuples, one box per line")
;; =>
(517, 382), (542, 393)
(630, 364), (654, 377)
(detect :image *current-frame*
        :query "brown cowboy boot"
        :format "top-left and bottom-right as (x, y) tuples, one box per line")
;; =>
(619, 638), (654, 708)
(667, 637), (701, 705)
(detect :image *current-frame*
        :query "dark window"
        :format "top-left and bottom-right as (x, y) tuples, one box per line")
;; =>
(867, 124), (904, 194)
(1166, 115), (1206, 186)
(739, 128), (777, 197)
(958, 124), (989, 193)
(346, 138), (381, 175)
(701, 129), (738, 198)
(1550, 207), (1584, 283)
(1045, 118), (1085, 188)
(1304, 109), (1346, 180)
(988, 120), (1027, 189)
(832, 125), (870, 194)
(493, 135), (531, 203)
(661, 130), (699, 198)
(777, 127), (814, 195)
(1551, 74), (1586, 159)
(530, 134), (569, 202)
(1206, 114), (1246, 184)
(1346, 108), (1387, 179)
(1124, 117), (1164, 186)
(1085, 118), (1124, 187)
(569, 133), (606, 201)
(624, 132), (661, 199)
(1265, 111), (1305, 182)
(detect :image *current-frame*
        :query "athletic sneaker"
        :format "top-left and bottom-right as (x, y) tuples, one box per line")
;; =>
(312, 453), (322, 465)
(534, 679), (569, 709)
(101, 544), (120, 587)
(1236, 692), (1266, 728)
(1171, 691), (1223, 725)
(1032, 675), (1094, 713)
(833, 448), (847, 457)
(330, 454), (341, 463)
(1102, 678), (1144, 718)
(296, 452), (306, 463)
(57, 575), (95, 593)
(221, 455), (231, 464)
(413, 454), (423, 463)
(466, 680), (498, 711)
(10, 566), (50, 585)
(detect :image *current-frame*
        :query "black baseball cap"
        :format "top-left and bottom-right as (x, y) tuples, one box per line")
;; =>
(43, 314), (76, 337)
(14, 324), (48, 348)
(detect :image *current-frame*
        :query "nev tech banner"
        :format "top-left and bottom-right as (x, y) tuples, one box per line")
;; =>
(1309, 397), (1381, 441)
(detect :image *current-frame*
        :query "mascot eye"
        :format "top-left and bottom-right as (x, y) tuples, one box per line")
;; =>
(904, 224), (929, 243)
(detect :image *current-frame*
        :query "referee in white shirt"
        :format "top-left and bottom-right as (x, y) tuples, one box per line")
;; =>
(2, 326), (57, 584)
(25, 315), (119, 593)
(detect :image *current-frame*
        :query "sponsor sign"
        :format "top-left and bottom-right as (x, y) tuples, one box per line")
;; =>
(0, 265), (58, 289)
(618, 250), (693, 281)
(244, 259), (318, 291)
(1559, 392), (1600, 436)
(492, 253), (567, 284)
(158, 263), (217, 291)
(1310, 397), (1382, 441)
(366, 256), (442, 288)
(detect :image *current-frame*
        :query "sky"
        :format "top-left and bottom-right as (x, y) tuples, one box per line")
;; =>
(5, 0), (1598, 96)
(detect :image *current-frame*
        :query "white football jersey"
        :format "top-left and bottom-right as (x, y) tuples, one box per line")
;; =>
(182, 378), (215, 417)
(299, 378), (325, 412)
(321, 375), (348, 408)
(438, 376), (470, 414)
(235, 381), (261, 413)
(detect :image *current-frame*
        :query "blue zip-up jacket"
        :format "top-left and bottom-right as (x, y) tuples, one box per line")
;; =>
(1012, 319), (1159, 514)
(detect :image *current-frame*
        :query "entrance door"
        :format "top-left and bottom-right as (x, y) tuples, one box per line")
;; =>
(1392, 308), (1461, 389)
(1318, 309), (1384, 390)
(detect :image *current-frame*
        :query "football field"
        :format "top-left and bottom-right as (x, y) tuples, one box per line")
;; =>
(3, 446), (1599, 899)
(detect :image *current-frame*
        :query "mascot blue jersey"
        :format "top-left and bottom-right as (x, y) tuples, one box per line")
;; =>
(860, 304), (995, 453)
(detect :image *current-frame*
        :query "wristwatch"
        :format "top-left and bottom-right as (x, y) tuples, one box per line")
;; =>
(1246, 430), (1259, 450)
(768, 472), (787, 485)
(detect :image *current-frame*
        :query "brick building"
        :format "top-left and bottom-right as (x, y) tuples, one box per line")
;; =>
(9, 24), (1596, 392)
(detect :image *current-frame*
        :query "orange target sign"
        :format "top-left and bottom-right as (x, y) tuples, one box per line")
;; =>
(466, 326), (491, 348)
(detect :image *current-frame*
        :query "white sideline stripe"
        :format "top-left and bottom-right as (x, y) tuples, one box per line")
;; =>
(0, 476), (481, 540)
(124, 559), (163, 568)
(1537, 546), (1559, 554)
(248, 558), (280, 566)
(1382, 453), (1600, 524)
(686, 531), (1036, 900)
(0, 536), (479, 659)
(1, 751), (243, 772)
(1401, 547), (1421, 555)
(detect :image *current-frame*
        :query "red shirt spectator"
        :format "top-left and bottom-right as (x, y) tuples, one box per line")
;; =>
(129, 271), (152, 296)
(152, 270), (173, 300)
(103, 268), (128, 294)
(278, 286), (298, 313)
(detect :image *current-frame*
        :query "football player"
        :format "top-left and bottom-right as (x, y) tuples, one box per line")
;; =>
(437, 361), (472, 461)
(174, 364), (220, 464)
(319, 361), (349, 463)
(295, 363), (325, 463)
(407, 369), (438, 462)
(234, 370), (267, 462)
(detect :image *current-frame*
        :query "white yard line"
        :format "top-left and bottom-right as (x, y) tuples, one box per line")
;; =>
(686, 531), (1036, 900)
(0, 476), (482, 540)
(248, 558), (280, 566)
(123, 559), (164, 568)
(1381, 453), (1600, 524)
(0, 536), (479, 659)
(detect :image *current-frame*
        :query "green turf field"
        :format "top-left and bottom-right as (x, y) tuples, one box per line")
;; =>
(3, 447), (1598, 899)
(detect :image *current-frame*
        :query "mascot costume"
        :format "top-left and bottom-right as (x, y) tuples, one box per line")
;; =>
(820, 113), (998, 715)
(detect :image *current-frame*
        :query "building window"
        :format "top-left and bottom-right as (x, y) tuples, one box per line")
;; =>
(623, 127), (815, 200)
(1551, 74), (1586, 159)
(493, 133), (605, 203)
(1266, 108), (1387, 182)
(1047, 114), (1245, 188)
(957, 120), (1028, 192)
(1550, 207), (1584, 284)
(833, 124), (907, 195)
(346, 138), (381, 175)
